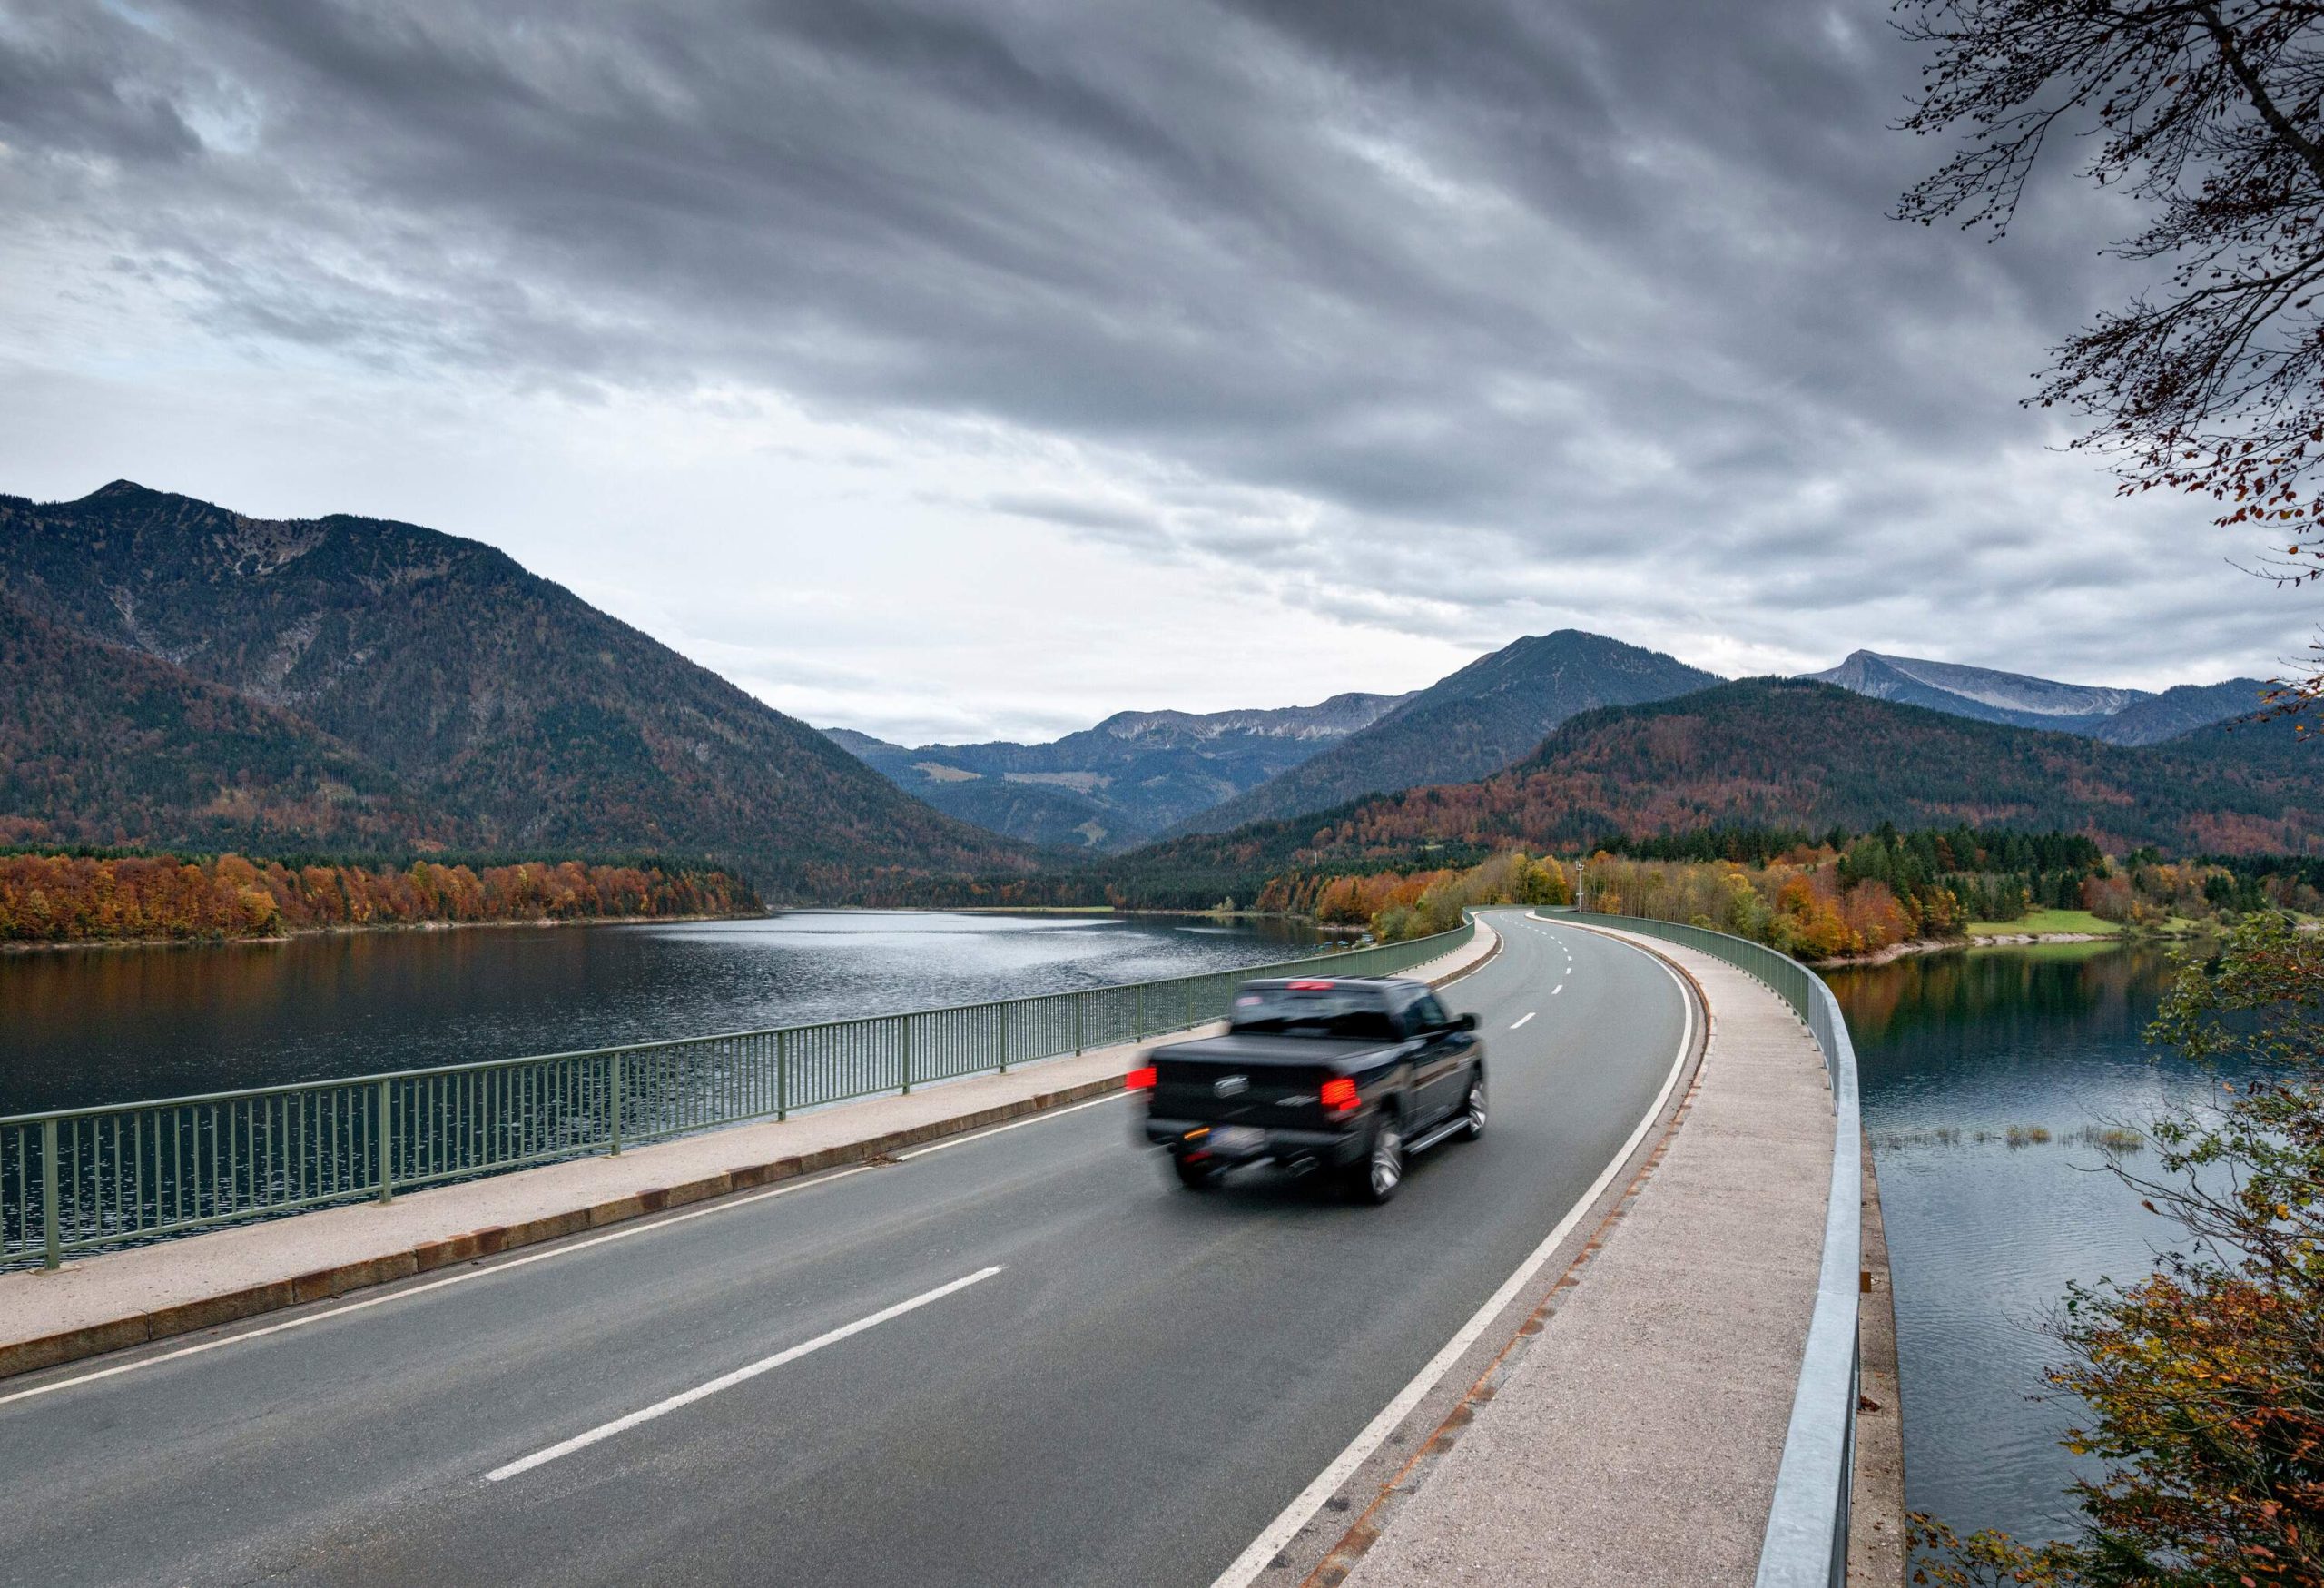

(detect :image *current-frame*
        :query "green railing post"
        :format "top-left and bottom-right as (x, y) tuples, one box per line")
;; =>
(777, 1029), (791, 1121)
(608, 1052), (624, 1157)
(375, 1079), (393, 1205)
(41, 1118), (60, 1270)
(1134, 982), (1144, 1037)
(1000, 1002), (1010, 1075)
(1075, 991), (1085, 1055)
(902, 1016), (914, 1095)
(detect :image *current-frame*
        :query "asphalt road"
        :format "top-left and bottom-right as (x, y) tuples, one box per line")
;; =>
(0, 911), (1689, 1588)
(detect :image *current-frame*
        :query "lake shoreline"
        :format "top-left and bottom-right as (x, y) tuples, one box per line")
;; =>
(0, 909), (768, 957)
(1812, 925), (2226, 968)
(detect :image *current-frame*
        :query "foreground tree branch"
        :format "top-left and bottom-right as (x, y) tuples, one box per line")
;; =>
(1899, 0), (2324, 720)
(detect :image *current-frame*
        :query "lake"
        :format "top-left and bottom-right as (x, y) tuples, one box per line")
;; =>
(0, 911), (1326, 1117)
(1824, 940), (2223, 1546)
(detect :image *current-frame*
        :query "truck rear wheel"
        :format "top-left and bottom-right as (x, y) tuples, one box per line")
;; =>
(1347, 1116), (1403, 1206)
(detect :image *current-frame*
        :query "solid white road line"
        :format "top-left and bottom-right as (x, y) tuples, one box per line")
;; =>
(894, 1090), (1128, 1159)
(1509, 1012), (1536, 1030)
(486, 1266), (1005, 1483)
(1206, 941), (1696, 1588)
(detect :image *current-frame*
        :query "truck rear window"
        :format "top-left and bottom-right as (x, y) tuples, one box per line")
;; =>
(1228, 985), (1401, 1040)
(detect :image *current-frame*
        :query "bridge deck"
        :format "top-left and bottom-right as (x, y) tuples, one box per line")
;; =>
(1338, 925), (1834, 1586)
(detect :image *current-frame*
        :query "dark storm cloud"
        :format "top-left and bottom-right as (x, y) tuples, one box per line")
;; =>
(0, 0), (2297, 682)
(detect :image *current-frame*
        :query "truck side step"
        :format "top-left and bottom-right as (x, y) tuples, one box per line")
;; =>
(1408, 1118), (1467, 1156)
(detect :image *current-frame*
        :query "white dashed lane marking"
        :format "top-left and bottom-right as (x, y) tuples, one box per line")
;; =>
(1510, 1011), (1536, 1030)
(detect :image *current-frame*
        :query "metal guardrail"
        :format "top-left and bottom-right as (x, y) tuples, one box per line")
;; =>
(1544, 911), (1860, 1588)
(0, 919), (1475, 1271)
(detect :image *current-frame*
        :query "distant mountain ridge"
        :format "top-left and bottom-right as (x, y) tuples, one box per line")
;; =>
(1120, 679), (2320, 880)
(0, 482), (1031, 894)
(1806, 649), (2266, 744)
(824, 692), (1410, 851)
(2094, 678), (2277, 745)
(1167, 631), (1722, 836)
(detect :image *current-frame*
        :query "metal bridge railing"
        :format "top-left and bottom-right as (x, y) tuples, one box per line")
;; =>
(1544, 911), (1861, 1588)
(0, 919), (1475, 1271)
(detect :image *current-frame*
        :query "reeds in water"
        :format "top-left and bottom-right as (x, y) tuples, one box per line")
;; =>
(1875, 1122), (2143, 1152)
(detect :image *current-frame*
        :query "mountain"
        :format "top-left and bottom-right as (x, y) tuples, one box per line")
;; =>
(1167, 631), (1721, 836)
(0, 482), (1031, 894)
(2089, 678), (2274, 745)
(822, 692), (1410, 851)
(1805, 650), (2265, 743)
(0, 587), (446, 853)
(1147, 679), (2319, 868)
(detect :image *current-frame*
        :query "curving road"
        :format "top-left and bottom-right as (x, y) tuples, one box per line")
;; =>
(0, 912), (1691, 1588)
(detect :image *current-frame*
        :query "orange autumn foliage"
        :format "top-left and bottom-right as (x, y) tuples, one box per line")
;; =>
(0, 852), (758, 944)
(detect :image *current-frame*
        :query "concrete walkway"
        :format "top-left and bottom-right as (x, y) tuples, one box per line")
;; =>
(1338, 928), (1834, 1587)
(0, 922), (1498, 1380)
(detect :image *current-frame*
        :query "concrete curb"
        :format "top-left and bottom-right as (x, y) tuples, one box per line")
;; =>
(1850, 1132), (1908, 1586)
(0, 924), (1499, 1385)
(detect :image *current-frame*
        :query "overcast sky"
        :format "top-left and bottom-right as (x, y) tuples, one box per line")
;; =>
(1, 0), (2313, 745)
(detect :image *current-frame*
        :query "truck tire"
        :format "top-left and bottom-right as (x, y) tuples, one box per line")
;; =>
(1459, 1070), (1487, 1141)
(1171, 1151), (1224, 1190)
(1348, 1114), (1403, 1206)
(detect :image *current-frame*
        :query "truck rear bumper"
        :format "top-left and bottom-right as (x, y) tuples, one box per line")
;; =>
(1143, 1116), (1364, 1168)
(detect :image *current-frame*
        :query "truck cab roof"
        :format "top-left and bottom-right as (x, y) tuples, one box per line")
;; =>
(1226, 976), (1441, 1041)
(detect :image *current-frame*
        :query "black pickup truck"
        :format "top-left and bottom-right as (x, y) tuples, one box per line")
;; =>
(1130, 975), (1484, 1204)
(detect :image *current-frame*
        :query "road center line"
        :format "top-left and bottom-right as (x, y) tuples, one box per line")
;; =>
(1552, 984), (1564, 995)
(485, 1266), (1005, 1483)
(1509, 1012), (1536, 1030)
(1207, 933), (1695, 1588)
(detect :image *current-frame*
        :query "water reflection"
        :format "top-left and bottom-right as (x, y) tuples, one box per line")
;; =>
(1823, 942), (2214, 1545)
(0, 912), (1321, 1116)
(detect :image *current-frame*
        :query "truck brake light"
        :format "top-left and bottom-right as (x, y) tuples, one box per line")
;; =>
(1287, 979), (1335, 991)
(1319, 1078), (1359, 1114)
(1126, 1066), (1157, 1091)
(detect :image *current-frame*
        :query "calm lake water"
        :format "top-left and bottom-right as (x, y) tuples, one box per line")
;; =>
(0, 911), (1325, 1117)
(1824, 941), (2223, 1546)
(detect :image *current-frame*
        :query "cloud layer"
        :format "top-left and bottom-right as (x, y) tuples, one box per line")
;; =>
(1, 0), (2311, 742)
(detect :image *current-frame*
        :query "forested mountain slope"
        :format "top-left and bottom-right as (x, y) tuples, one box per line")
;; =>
(2093, 678), (2275, 744)
(1167, 631), (1720, 835)
(1128, 680), (2323, 873)
(0, 482), (1030, 894)
(0, 587), (446, 853)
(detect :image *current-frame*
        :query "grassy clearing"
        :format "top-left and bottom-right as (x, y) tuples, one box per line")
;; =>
(1965, 908), (2122, 937)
